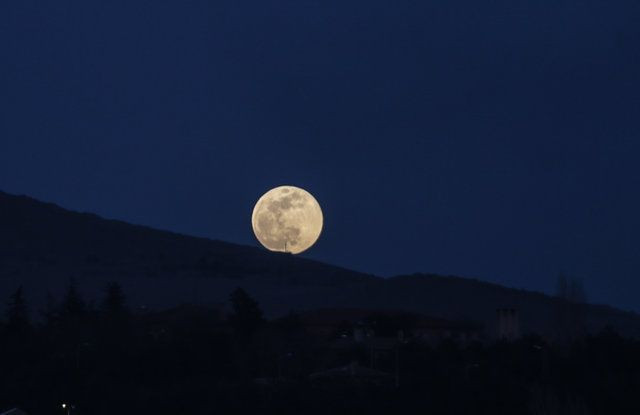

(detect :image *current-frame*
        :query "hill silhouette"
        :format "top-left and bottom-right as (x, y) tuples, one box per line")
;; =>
(1, 190), (639, 337)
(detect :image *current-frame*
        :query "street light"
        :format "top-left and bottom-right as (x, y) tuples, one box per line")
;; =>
(61, 403), (75, 414)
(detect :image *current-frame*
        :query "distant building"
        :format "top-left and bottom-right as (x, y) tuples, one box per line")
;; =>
(297, 308), (482, 344)
(410, 317), (482, 344)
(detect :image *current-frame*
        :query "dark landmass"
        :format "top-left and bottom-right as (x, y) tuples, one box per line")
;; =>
(1, 190), (639, 338)
(1, 276), (639, 414)
(2, 190), (640, 414)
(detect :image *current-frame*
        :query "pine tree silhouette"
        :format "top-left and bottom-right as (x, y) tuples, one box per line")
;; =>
(61, 278), (86, 318)
(102, 281), (127, 318)
(6, 286), (30, 334)
(229, 287), (264, 336)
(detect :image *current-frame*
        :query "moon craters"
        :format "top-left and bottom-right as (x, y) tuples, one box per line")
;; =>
(251, 186), (323, 254)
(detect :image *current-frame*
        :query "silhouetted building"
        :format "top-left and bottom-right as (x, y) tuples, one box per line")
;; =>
(297, 308), (482, 344)
(410, 317), (481, 344)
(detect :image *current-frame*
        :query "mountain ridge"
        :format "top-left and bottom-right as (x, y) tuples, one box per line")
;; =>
(1, 190), (639, 337)
(0, 190), (375, 284)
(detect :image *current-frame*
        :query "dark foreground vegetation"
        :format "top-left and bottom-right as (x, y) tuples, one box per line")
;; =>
(1, 282), (639, 415)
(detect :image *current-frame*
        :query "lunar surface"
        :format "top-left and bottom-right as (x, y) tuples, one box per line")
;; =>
(251, 185), (323, 254)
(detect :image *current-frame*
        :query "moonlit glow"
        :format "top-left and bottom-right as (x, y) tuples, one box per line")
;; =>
(251, 185), (323, 254)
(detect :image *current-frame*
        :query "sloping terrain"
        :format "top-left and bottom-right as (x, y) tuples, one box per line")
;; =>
(0, 191), (374, 285)
(1, 190), (639, 337)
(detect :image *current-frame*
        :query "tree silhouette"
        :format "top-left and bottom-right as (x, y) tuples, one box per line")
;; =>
(5, 286), (30, 334)
(555, 273), (587, 342)
(40, 290), (59, 327)
(99, 281), (131, 356)
(102, 281), (128, 318)
(229, 287), (264, 336)
(61, 278), (86, 318)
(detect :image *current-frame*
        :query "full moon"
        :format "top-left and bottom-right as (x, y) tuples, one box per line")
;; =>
(251, 185), (323, 254)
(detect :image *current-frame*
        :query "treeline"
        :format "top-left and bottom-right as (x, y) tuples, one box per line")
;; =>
(1, 283), (640, 415)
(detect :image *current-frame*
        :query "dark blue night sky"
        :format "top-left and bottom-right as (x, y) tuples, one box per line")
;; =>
(1, 1), (639, 311)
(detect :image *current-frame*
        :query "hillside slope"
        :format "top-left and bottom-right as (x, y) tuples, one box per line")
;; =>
(0, 191), (374, 285)
(1, 190), (639, 338)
